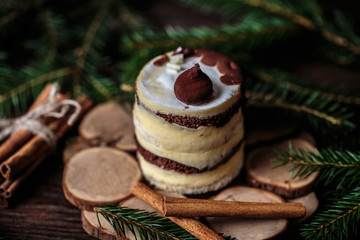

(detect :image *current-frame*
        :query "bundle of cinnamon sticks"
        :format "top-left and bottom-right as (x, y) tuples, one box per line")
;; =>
(0, 84), (93, 208)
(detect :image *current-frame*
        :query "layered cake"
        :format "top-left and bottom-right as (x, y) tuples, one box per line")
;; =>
(133, 47), (245, 194)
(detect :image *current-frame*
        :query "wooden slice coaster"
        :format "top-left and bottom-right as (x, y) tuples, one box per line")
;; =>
(82, 190), (184, 240)
(246, 138), (319, 199)
(63, 147), (141, 210)
(288, 192), (318, 224)
(82, 210), (116, 240)
(63, 137), (90, 164)
(79, 101), (136, 151)
(205, 186), (287, 240)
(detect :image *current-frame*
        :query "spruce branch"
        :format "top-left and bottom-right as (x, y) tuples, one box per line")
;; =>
(274, 144), (360, 188)
(247, 95), (343, 126)
(234, 0), (360, 55)
(236, 0), (317, 30)
(117, 0), (151, 33)
(248, 67), (360, 105)
(73, 0), (112, 95)
(124, 13), (298, 52)
(94, 205), (197, 240)
(246, 81), (356, 134)
(179, 0), (360, 56)
(300, 186), (360, 240)
(40, 10), (59, 61)
(75, 0), (112, 71)
(0, 66), (75, 105)
(0, 0), (44, 28)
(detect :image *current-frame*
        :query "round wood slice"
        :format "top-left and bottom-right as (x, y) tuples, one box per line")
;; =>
(288, 192), (318, 224)
(205, 186), (287, 240)
(79, 101), (136, 151)
(81, 190), (184, 240)
(82, 210), (117, 240)
(63, 147), (141, 210)
(63, 137), (90, 164)
(246, 138), (319, 199)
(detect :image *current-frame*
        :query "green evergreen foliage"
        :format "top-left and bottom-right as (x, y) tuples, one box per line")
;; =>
(274, 144), (360, 239)
(301, 186), (360, 240)
(95, 205), (235, 240)
(95, 205), (198, 240)
(274, 144), (360, 189)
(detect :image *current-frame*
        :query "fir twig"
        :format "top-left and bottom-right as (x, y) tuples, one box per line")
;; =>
(0, 66), (75, 105)
(0, 0), (44, 28)
(74, 0), (112, 95)
(246, 86), (355, 134)
(234, 0), (360, 55)
(248, 67), (360, 105)
(301, 186), (360, 240)
(94, 205), (197, 240)
(124, 13), (298, 52)
(179, 0), (360, 56)
(236, 0), (317, 30)
(75, 0), (112, 71)
(248, 96), (342, 126)
(274, 144), (360, 188)
(40, 10), (58, 61)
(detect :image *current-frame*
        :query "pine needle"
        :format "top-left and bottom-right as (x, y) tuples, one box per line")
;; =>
(301, 186), (360, 240)
(95, 205), (197, 240)
(274, 145), (360, 188)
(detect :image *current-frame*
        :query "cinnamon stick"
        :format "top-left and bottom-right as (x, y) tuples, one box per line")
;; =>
(0, 117), (66, 179)
(0, 96), (93, 203)
(0, 178), (10, 197)
(162, 197), (306, 218)
(0, 95), (93, 180)
(1, 145), (47, 199)
(0, 84), (67, 163)
(131, 182), (224, 240)
(0, 196), (8, 208)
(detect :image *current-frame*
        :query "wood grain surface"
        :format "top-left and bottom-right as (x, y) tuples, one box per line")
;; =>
(0, 147), (96, 240)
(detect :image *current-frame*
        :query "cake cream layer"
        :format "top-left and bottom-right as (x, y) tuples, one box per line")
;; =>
(136, 51), (241, 117)
(134, 107), (244, 170)
(137, 138), (244, 174)
(138, 142), (244, 194)
(133, 102), (243, 152)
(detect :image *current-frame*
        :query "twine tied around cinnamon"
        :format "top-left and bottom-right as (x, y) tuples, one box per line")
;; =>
(0, 83), (81, 148)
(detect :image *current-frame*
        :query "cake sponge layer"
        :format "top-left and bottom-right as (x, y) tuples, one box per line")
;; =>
(138, 142), (244, 194)
(134, 103), (244, 169)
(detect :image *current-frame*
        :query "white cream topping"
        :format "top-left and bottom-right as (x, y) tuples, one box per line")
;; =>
(138, 53), (240, 113)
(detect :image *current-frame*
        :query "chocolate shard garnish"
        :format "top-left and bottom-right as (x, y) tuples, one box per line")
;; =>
(174, 63), (213, 106)
(172, 47), (194, 57)
(153, 54), (169, 66)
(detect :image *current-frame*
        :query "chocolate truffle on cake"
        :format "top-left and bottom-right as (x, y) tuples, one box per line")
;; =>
(133, 47), (245, 194)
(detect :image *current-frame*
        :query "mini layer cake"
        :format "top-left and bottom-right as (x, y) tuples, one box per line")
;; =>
(133, 47), (245, 194)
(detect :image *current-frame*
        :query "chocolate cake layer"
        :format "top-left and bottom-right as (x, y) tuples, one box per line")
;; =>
(136, 93), (244, 129)
(136, 139), (244, 174)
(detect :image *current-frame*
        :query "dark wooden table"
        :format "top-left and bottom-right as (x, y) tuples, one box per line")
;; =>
(0, 146), (96, 240)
